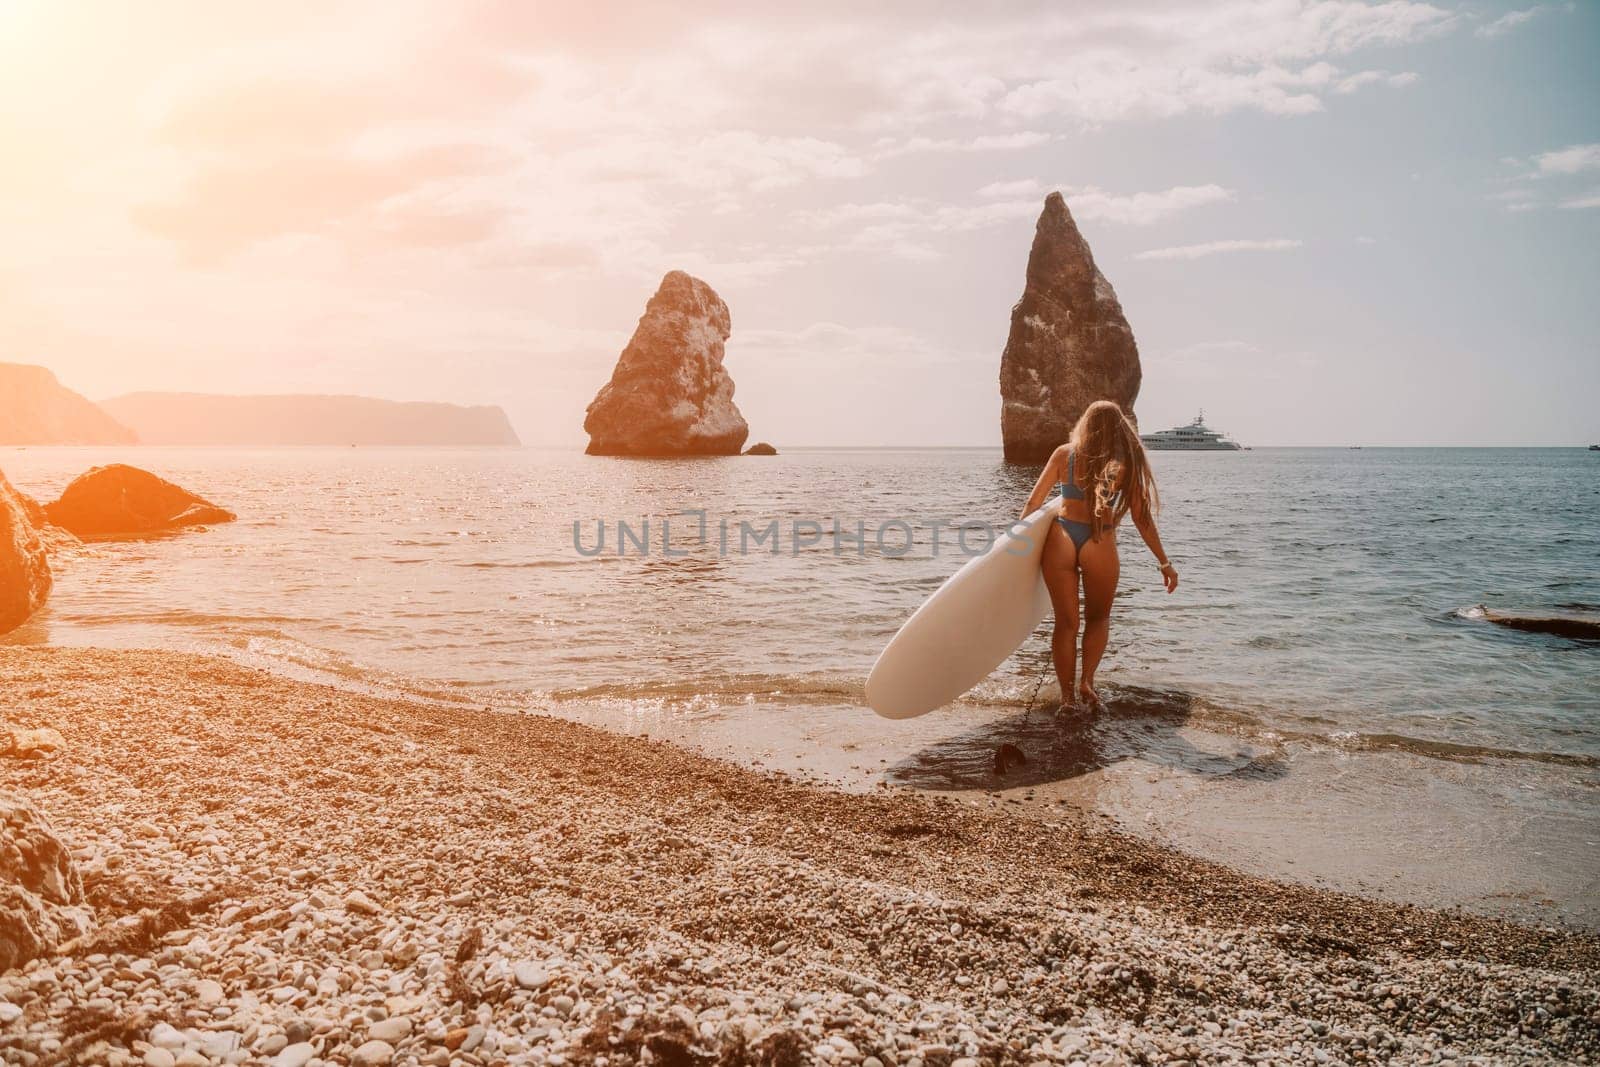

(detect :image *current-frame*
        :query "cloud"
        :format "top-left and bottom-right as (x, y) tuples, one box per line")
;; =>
(987, 3), (1452, 124)
(0, 0), (1482, 424)
(1335, 70), (1421, 93)
(811, 184), (1230, 231)
(1491, 142), (1600, 212)
(1066, 184), (1233, 225)
(1135, 238), (1303, 261)
(874, 132), (1053, 158)
(1534, 143), (1600, 176)
(117, 0), (1461, 268)
(1559, 188), (1600, 210)
(1475, 6), (1545, 38)
(797, 184), (1233, 262)
(134, 144), (513, 263)
(977, 179), (1045, 199)
(1486, 186), (1541, 213)
(676, 132), (870, 190)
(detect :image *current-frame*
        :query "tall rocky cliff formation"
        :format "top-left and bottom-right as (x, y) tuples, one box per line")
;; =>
(584, 272), (749, 456)
(0, 363), (136, 445)
(999, 193), (1142, 464)
(101, 393), (520, 446)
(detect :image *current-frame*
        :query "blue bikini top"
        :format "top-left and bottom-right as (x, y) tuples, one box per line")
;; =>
(1057, 450), (1087, 502)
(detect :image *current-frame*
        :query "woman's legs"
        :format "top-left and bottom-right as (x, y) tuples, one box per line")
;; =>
(1040, 522), (1080, 704)
(1076, 536), (1120, 705)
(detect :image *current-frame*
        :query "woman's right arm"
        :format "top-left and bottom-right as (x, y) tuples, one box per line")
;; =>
(1128, 491), (1178, 593)
(1021, 447), (1064, 518)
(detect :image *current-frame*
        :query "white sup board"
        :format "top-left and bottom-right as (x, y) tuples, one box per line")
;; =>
(866, 502), (1059, 719)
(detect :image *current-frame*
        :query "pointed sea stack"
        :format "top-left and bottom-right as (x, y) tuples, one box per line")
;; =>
(999, 193), (1141, 464)
(584, 272), (749, 456)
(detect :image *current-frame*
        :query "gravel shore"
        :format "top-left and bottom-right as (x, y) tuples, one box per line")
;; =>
(1, 646), (1596, 1066)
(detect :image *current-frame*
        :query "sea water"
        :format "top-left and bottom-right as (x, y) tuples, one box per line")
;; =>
(5, 446), (1597, 924)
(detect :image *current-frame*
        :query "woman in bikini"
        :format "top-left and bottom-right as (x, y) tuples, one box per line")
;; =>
(1021, 400), (1178, 709)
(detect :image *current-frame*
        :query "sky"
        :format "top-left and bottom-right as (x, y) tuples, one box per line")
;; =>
(1, 0), (1596, 447)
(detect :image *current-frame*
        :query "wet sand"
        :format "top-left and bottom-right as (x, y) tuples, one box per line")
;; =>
(533, 683), (1600, 931)
(1, 646), (1597, 1065)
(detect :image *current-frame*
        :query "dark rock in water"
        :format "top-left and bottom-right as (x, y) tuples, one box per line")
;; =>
(999, 193), (1141, 464)
(0, 790), (89, 971)
(43, 464), (235, 540)
(584, 271), (750, 456)
(0, 470), (52, 635)
(0, 362), (137, 445)
(743, 441), (778, 456)
(993, 742), (1028, 775)
(1480, 606), (1600, 640)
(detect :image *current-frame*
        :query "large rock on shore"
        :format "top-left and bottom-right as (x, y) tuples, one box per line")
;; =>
(999, 193), (1142, 464)
(0, 470), (51, 635)
(584, 272), (749, 456)
(0, 790), (89, 971)
(43, 464), (235, 540)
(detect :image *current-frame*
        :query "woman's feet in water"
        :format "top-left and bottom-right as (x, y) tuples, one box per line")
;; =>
(1054, 702), (1092, 728)
(1054, 692), (1099, 723)
(1051, 679), (1103, 718)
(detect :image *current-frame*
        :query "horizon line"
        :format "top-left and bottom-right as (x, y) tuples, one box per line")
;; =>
(6, 443), (1596, 452)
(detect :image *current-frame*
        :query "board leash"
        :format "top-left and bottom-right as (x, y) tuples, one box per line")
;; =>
(1020, 642), (1050, 719)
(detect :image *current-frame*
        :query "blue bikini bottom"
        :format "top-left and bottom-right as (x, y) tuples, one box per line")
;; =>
(1056, 516), (1094, 549)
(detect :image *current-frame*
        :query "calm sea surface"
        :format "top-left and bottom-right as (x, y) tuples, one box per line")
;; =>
(5, 446), (1597, 922)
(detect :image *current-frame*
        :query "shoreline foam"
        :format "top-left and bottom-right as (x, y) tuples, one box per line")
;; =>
(1, 646), (1596, 1065)
(11, 620), (1598, 929)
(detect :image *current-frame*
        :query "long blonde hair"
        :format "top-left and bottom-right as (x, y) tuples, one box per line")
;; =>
(1068, 400), (1158, 541)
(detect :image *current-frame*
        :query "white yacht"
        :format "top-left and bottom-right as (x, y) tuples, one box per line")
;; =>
(1139, 410), (1242, 451)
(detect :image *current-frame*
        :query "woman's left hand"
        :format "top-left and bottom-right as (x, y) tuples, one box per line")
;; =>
(1159, 562), (1178, 593)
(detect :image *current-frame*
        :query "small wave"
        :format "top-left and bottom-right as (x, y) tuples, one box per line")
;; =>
(457, 559), (608, 570)
(56, 610), (311, 628)
(546, 673), (863, 704)
(1245, 634), (1297, 650)
(1340, 732), (1600, 769)
(226, 631), (493, 709)
(81, 617), (1600, 775)
(966, 680), (1600, 772)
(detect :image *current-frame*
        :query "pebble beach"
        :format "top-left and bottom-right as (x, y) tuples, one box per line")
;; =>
(1, 646), (1596, 1066)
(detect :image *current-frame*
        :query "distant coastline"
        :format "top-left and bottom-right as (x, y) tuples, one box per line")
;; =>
(102, 392), (520, 447)
(1, 361), (522, 447)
